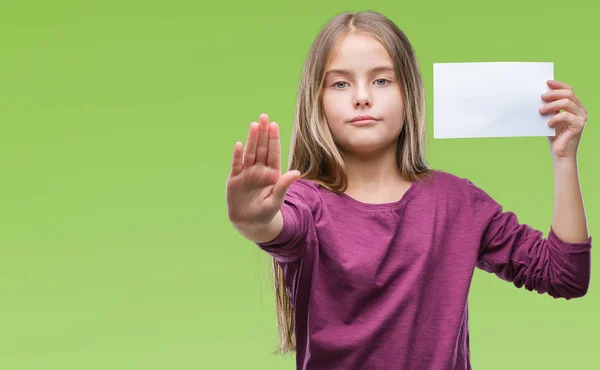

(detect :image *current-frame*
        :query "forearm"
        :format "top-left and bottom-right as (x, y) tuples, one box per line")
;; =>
(551, 156), (590, 243)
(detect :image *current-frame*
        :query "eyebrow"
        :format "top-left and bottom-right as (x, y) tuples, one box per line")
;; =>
(324, 65), (395, 77)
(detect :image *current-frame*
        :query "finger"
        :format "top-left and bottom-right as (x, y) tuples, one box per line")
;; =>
(242, 122), (259, 166)
(547, 111), (586, 133)
(271, 170), (301, 202)
(267, 121), (281, 171)
(229, 141), (243, 177)
(547, 111), (573, 128)
(547, 80), (573, 90)
(539, 98), (583, 116)
(255, 113), (270, 165)
(541, 88), (583, 107)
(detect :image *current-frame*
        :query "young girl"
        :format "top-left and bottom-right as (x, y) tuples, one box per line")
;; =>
(226, 11), (592, 370)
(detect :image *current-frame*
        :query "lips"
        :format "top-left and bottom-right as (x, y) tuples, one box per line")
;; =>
(351, 115), (377, 122)
(349, 115), (379, 126)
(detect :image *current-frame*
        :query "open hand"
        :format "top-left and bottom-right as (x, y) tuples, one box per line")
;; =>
(226, 113), (301, 226)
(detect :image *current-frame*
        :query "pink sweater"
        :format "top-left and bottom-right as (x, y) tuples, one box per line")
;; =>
(256, 170), (592, 369)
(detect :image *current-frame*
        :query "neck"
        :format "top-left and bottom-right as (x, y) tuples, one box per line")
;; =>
(342, 141), (408, 194)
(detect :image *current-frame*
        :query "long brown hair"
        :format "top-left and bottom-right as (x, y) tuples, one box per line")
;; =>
(271, 10), (434, 355)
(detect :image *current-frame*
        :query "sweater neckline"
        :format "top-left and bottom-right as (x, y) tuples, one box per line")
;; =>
(334, 179), (421, 211)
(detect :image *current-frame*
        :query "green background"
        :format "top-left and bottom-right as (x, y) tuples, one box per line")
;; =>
(1, 0), (598, 369)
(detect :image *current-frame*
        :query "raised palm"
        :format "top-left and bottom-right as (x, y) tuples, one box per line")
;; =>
(226, 113), (300, 226)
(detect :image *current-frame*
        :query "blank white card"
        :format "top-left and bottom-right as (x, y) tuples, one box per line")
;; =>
(433, 62), (555, 139)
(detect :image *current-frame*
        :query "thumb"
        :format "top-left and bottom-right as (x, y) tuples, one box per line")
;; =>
(272, 170), (301, 203)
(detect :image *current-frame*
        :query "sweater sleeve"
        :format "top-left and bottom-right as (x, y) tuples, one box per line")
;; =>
(469, 180), (592, 300)
(255, 179), (318, 263)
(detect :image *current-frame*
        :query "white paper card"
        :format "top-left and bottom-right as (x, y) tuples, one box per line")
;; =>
(433, 62), (555, 139)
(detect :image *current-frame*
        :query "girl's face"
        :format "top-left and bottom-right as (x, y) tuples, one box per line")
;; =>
(322, 33), (404, 156)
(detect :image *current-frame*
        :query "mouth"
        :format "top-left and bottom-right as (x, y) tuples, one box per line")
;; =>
(349, 117), (379, 126)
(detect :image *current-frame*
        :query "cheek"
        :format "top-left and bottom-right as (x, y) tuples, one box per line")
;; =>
(382, 92), (405, 119)
(379, 89), (402, 106)
(322, 93), (345, 122)
(322, 101), (344, 137)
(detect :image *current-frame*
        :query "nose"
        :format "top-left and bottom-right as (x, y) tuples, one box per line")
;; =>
(353, 84), (372, 108)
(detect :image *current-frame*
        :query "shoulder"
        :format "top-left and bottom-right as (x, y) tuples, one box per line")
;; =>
(421, 170), (498, 208)
(285, 178), (323, 209)
(288, 178), (322, 196)
(420, 169), (471, 195)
